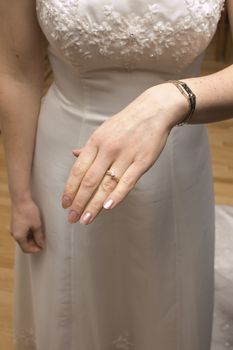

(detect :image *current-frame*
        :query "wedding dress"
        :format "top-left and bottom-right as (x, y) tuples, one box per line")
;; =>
(13, 1), (225, 349)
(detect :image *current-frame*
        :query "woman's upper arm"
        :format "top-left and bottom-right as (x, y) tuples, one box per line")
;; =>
(0, 0), (45, 83)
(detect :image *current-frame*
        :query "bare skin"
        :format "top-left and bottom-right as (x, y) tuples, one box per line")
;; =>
(0, 0), (45, 253)
(1, 0), (233, 253)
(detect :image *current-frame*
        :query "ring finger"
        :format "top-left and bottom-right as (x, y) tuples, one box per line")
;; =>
(79, 158), (132, 225)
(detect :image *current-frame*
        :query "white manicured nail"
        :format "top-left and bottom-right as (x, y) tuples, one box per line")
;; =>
(81, 212), (92, 225)
(103, 199), (114, 209)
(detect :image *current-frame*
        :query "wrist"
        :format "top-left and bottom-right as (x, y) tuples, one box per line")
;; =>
(168, 80), (196, 126)
(149, 83), (191, 130)
(11, 190), (33, 206)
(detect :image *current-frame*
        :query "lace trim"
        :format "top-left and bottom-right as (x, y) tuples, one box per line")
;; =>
(36, 0), (225, 71)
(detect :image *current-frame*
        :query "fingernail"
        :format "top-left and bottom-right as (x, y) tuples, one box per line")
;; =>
(62, 195), (72, 208)
(68, 210), (80, 223)
(80, 212), (92, 225)
(103, 199), (114, 209)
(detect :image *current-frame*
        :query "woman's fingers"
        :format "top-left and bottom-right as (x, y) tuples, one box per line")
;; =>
(103, 161), (147, 210)
(67, 153), (113, 223)
(10, 199), (46, 254)
(19, 240), (41, 254)
(78, 158), (134, 225)
(62, 144), (98, 208)
(12, 229), (43, 254)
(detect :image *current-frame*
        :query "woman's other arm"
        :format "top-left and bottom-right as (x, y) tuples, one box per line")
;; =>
(0, 0), (46, 252)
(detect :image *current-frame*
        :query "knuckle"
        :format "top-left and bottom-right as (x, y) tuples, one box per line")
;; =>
(121, 175), (135, 189)
(97, 136), (119, 155)
(88, 201), (102, 212)
(101, 179), (115, 193)
(135, 158), (150, 171)
(89, 133), (101, 145)
(104, 141), (120, 155)
(81, 175), (97, 190)
(71, 165), (85, 177)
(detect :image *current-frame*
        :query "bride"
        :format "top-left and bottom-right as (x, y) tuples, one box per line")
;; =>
(1, 0), (233, 349)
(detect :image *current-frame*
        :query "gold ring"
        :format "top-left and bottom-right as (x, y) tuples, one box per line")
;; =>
(105, 169), (120, 183)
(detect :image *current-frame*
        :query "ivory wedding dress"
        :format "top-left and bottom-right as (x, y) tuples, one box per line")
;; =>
(13, 1), (225, 349)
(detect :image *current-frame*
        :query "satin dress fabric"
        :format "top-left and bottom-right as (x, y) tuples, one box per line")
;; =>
(13, 1), (225, 349)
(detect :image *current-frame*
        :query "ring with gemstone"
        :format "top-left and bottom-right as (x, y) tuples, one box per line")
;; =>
(105, 169), (120, 183)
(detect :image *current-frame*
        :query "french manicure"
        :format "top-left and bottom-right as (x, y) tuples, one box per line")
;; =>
(68, 210), (80, 223)
(103, 199), (114, 209)
(80, 212), (92, 225)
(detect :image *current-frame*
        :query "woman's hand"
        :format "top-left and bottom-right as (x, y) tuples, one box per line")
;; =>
(61, 83), (188, 225)
(10, 198), (46, 254)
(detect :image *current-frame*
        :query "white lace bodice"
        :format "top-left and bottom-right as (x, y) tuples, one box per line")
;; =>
(36, 0), (224, 73)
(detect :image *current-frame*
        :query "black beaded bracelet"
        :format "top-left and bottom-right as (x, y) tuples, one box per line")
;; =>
(168, 80), (196, 126)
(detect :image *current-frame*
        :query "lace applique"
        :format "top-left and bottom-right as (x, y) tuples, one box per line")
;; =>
(36, 0), (224, 71)
(112, 331), (134, 350)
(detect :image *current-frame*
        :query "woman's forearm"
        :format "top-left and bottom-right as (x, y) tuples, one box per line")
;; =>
(0, 0), (46, 204)
(169, 0), (233, 127)
(183, 64), (233, 124)
(152, 63), (233, 129)
(0, 77), (43, 204)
